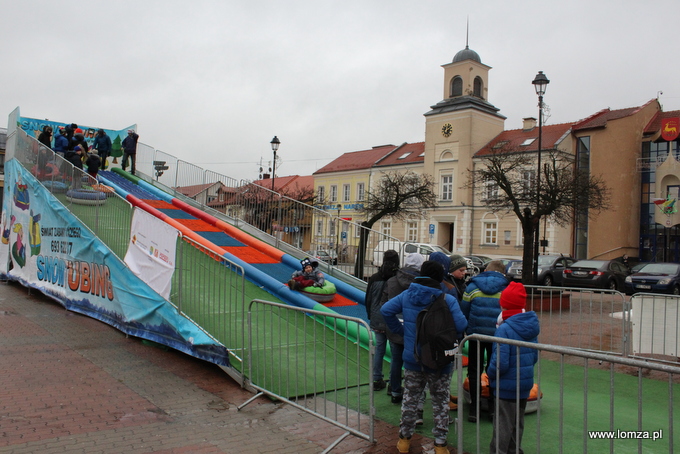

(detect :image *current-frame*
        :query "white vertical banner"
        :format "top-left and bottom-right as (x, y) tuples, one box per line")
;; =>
(125, 208), (179, 299)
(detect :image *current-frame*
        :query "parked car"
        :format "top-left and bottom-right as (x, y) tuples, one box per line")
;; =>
(562, 259), (630, 291)
(373, 240), (450, 266)
(305, 250), (337, 265)
(624, 263), (680, 295)
(498, 258), (522, 273)
(464, 255), (493, 273)
(507, 255), (574, 286)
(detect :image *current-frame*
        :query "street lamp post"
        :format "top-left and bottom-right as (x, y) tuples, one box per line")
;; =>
(270, 136), (280, 192)
(269, 136), (280, 241)
(532, 71), (549, 284)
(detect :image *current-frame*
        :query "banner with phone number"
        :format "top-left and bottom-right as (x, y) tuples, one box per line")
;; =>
(0, 159), (229, 366)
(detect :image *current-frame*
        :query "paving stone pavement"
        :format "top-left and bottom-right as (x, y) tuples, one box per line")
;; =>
(0, 281), (446, 453)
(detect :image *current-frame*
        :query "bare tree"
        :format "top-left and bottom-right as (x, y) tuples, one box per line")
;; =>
(467, 145), (610, 284)
(355, 171), (438, 278)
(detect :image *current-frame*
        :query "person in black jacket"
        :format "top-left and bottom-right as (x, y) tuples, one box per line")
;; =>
(365, 249), (399, 391)
(122, 130), (139, 175)
(93, 129), (112, 169)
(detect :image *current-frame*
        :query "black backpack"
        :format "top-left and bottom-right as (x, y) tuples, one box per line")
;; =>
(414, 293), (458, 370)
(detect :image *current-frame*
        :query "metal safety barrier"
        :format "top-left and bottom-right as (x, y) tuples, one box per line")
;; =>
(458, 334), (678, 454)
(524, 286), (630, 356)
(239, 299), (375, 453)
(630, 293), (680, 365)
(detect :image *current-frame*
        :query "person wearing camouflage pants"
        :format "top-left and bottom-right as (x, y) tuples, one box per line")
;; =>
(400, 369), (452, 442)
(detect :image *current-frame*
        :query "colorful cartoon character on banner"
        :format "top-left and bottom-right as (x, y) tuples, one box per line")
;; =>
(29, 210), (41, 256)
(1, 214), (14, 245)
(13, 176), (30, 211)
(12, 222), (26, 268)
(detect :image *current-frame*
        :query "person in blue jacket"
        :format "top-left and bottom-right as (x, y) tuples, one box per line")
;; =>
(461, 260), (509, 422)
(381, 260), (467, 454)
(93, 129), (112, 170)
(487, 281), (539, 454)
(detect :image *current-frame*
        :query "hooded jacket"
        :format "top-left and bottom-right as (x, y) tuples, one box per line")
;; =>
(381, 277), (467, 373)
(365, 260), (399, 331)
(382, 264), (420, 344)
(487, 311), (540, 400)
(461, 271), (509, 336)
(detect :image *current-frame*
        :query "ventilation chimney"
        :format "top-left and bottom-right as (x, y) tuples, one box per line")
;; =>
(523, 117), (537, 131)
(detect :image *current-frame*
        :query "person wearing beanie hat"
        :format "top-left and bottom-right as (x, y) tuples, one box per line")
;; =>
(461, 260), (509, 422)
(382, 253), (425, 405)
(288, 257), (324, 291)
(488, 282), (539, 454)
(365, 250), (401, 391)
(496, 281), (527, 326)
(381, 260), (467, 452)
(445, 254), (469, 301)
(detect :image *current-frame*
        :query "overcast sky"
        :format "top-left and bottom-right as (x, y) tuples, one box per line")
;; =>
(2, 1), (678, 180)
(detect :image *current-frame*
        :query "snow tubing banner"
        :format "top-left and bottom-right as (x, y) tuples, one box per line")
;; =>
(0, 159), (229, 366)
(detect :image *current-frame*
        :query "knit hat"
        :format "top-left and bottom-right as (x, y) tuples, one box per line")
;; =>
(449, 254), (468, 272)
(383, 249), (399, 268)
(404, 253), (425, 270)
(420, 260), (445, 282)
(497, 281), (527, 325)
(428, 252), (450, 276)
(300, 258), (318, 269)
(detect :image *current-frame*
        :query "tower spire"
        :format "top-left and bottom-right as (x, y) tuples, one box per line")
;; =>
(466, 16), (469, 49)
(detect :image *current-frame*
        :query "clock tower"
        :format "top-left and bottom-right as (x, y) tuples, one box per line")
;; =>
(423, 44), (506, 253)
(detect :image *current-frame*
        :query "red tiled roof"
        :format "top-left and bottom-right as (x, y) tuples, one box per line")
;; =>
(251, 174), (314, 193)
(475, 123), (573, 157)
(375, 142), (425, 167)
(572, 99), (656, 131)
(644, 110), (680, 135)
(313, 145), (397, 174)
(174, 182), (222, 197)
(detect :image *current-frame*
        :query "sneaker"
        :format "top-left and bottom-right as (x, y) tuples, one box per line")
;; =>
(397, 433), (411, 453)
(287, 280), (297, 290)
(387, 383), (392, 394)
(373, 379), (386, 391)
(467, 412), (477, 423)
(448, 401), (458, 411)
(434, 442), (448, 454)
(415, 411), (424, 426)
(391, 394), (403, 404)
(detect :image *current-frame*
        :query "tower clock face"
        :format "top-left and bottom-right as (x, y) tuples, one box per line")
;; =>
(442, 123), (452, 138)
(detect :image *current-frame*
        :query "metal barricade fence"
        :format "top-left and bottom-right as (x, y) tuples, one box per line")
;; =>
(630, 293), (680, 365)
(239, 299), (375, 452)
(458, 334), (678, 454)
(525, 286), (630, 356)
(171, 236), (247, 374)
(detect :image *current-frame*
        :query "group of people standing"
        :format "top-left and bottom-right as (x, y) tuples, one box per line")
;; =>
(35, 124), (140, 178)
(366, 251), (540, 454)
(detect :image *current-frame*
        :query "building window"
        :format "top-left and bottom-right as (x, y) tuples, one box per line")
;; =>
(330, 185), (337, 202)
(575, 136), (591, 259)
(355, 223), (362, 238)
(316, 219), (323, 235)
(521, 169), (535, 195)
(329, 218), (336, 236)
(441, 174), (453, 201)
(357, 182), (365, 201)
(407, 222), (418, 242)
(381, 221), (392, 237)
(343, 184), (350, 202)
(504, 230), (511, 245)
(484, 180), (499, 200)
(317, 186), (325, 202)
(450, 76), (463, 97)
(483, 221), (498, 244)
(473, 76), (483, 98)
